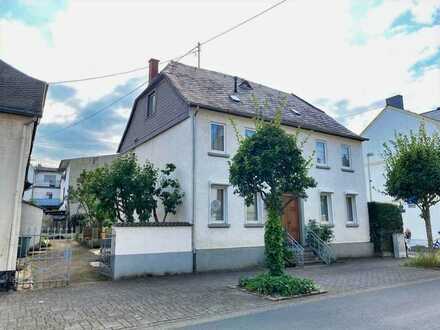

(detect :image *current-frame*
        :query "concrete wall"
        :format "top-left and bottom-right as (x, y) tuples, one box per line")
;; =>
(20, 202), (43, 247)
(362, 107), (440, 240)
(0, 113), (33, 272)
(111, 225), (192, 278)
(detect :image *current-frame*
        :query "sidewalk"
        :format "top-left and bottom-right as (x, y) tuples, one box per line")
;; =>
(0, 258), (439, 330)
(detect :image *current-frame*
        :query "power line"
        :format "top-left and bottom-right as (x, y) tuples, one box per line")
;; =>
(47, 0), (289, 85)
(200, 0), (289, 47)
(44, 80), (148, 136)
(336, 107), (379, 120)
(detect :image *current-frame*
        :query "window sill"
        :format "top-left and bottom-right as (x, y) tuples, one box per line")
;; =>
(208, 223), (230, 228)
(208, 152), (230, 158)
(244, 223), (264, 228)
(341, 168), (354, 173)
(346, 223), (359, 228)
(316, 164), (330, 170)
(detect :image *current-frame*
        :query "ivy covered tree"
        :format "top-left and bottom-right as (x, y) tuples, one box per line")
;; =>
(384, 124), (440, 249)
(229, 111), (316, 276)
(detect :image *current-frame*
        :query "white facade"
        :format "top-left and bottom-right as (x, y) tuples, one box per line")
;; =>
(131, 108), (372, 261)
(362, 106), (440, 241)
(0, 113), (34, 272)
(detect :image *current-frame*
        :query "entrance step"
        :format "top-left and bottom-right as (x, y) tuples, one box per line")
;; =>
(302, 248), (324, 265)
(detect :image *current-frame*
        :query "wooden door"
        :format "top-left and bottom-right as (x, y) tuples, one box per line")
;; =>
(282, 194), (300, 241)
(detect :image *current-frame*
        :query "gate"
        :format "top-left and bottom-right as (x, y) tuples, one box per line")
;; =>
(16, 229), (73, 290)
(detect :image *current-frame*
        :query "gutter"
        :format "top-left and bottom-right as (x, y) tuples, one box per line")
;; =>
(191, 106), (199, 272)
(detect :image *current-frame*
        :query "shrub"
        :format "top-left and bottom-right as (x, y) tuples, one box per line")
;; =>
(239, 273), (318, 297)
(404, 252), (440, 268)
(307, 219), (334, 243)
(368, 202), (403, 253)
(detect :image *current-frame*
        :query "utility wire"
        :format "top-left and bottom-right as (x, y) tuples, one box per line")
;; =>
(200, 0), (289, 47)
(44, 80), (148, 136)
(47, 0), (288, 85)
(336, 107), (379, 120)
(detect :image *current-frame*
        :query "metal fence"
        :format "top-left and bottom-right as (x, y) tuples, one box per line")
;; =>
(16, 228), (74, 290)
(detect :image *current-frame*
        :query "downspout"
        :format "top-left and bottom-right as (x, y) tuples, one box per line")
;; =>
(191, 106), (199, 272)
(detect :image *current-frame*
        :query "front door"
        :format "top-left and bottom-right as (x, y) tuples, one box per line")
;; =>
(282, 194), (300, 241)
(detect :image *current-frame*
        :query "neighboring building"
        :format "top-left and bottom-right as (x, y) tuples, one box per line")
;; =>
(362, 95), (440, 241)
(24, 164), (62, 210)
(0, 59), (47, 288)
(117, 60), (373, 272)
(58, 154), (118, 218)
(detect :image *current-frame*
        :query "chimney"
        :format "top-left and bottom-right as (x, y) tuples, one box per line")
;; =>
(149, 58), (159, 82)
(386, 95), (404, 109)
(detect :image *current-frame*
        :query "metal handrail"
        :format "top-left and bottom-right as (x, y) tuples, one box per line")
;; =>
(285, 232), (304, 266)
(306, 230), (336, 265)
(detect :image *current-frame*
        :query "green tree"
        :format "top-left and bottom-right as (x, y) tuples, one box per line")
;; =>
(384, 124), (440, 249)
(229, 109), (316, 275)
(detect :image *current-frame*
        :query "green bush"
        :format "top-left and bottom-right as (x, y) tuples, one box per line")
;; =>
(239, 273), (318, 297)
(307, 219), (334, 243)
(404, 252), (440, 268)
(368, 202), (403, 253)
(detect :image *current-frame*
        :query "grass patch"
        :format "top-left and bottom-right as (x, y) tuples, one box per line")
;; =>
(239, 273), (318, 297)
(405, 252), (440, 268)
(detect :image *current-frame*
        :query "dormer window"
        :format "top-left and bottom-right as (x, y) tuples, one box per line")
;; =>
(239, 80), (252, 90)
(147, 91), (156, 117)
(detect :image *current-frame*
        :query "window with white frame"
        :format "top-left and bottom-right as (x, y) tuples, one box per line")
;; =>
(146, 91), (156, 117)
(316, 141), (328, 166)
(245, 194), (260, 223)
(210, 123), (225, 152)
(346, 195), (357, 223)
(210, 185), (227, 223)
(320, 192), (333, 223)
(43, 174), (56, 187)
(245, 128), (256, 138)
(341, 144), (352, 168)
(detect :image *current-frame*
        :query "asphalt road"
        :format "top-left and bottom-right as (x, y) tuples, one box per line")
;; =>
(181, 278), (440, 330)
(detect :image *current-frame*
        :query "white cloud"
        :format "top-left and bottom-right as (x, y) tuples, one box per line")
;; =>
(40, 101), (77, 124)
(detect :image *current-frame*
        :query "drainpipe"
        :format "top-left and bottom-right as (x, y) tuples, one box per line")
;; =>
(191, 106), (199, 272)
(366, 152), (374, 202)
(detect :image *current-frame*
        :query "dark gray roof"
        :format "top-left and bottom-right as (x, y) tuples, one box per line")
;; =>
(162, 62), (365, 141)
(0, 59), (47, 118)
(421, 108), (440, 121)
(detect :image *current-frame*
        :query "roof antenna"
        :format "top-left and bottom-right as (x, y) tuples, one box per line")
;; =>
(234, 76), (238, 93)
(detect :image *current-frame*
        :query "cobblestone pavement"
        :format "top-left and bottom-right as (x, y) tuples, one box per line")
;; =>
(0, 258), (439, 330)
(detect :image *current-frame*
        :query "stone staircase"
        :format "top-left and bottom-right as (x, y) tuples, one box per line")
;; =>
(303, 247), (323, 265)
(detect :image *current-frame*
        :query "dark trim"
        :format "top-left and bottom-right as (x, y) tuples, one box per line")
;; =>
(316, 164), (331, 170)
(244, 223), (264, 228)
(208, 151), (230, 158)
(208, 223), (230, 228)
(114, 222), (192, 227)
(345, 223), (359, 228)
(341, 168), (355, 173)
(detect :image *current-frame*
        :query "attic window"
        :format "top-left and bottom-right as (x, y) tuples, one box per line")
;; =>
(239, 80), (252, 90)
(290, 108), (301, 116)
(229, 94), (240, 102)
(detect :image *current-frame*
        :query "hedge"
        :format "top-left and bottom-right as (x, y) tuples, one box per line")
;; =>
(368, 202), (403, 253)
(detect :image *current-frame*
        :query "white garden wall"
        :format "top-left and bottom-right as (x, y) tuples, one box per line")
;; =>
(111, 224), (192, 279)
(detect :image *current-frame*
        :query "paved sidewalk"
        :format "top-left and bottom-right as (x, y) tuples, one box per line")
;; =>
(0, 258), (439, 330)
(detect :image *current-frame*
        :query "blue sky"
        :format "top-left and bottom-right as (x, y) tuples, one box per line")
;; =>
(1, 0), (439, 166)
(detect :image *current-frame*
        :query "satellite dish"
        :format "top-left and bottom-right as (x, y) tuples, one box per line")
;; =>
(211, 199), (221, 211)
(229, 94), (240, 102)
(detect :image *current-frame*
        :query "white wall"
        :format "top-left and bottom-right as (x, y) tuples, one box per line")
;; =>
(194, 110), (370, 250)
(363, 107), (440, 240)
(112, 226), (192, 255)
(0, 113), (33, 271)
(31, 187), (61, 200)
(132, 118), (193, 222)
(20, 202), (43, 247)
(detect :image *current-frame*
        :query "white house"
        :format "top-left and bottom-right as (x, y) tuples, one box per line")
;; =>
(116, 59), (373, 273)
(0, 59), (47, 289)
(362, 95), (440, 242)
(59, 154), (118, 218)
(23, 164), (62, 210)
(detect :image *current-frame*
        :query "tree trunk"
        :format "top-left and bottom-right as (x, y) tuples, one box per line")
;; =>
(153, 207), (159, 223)
(422, 206), (434, 250)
